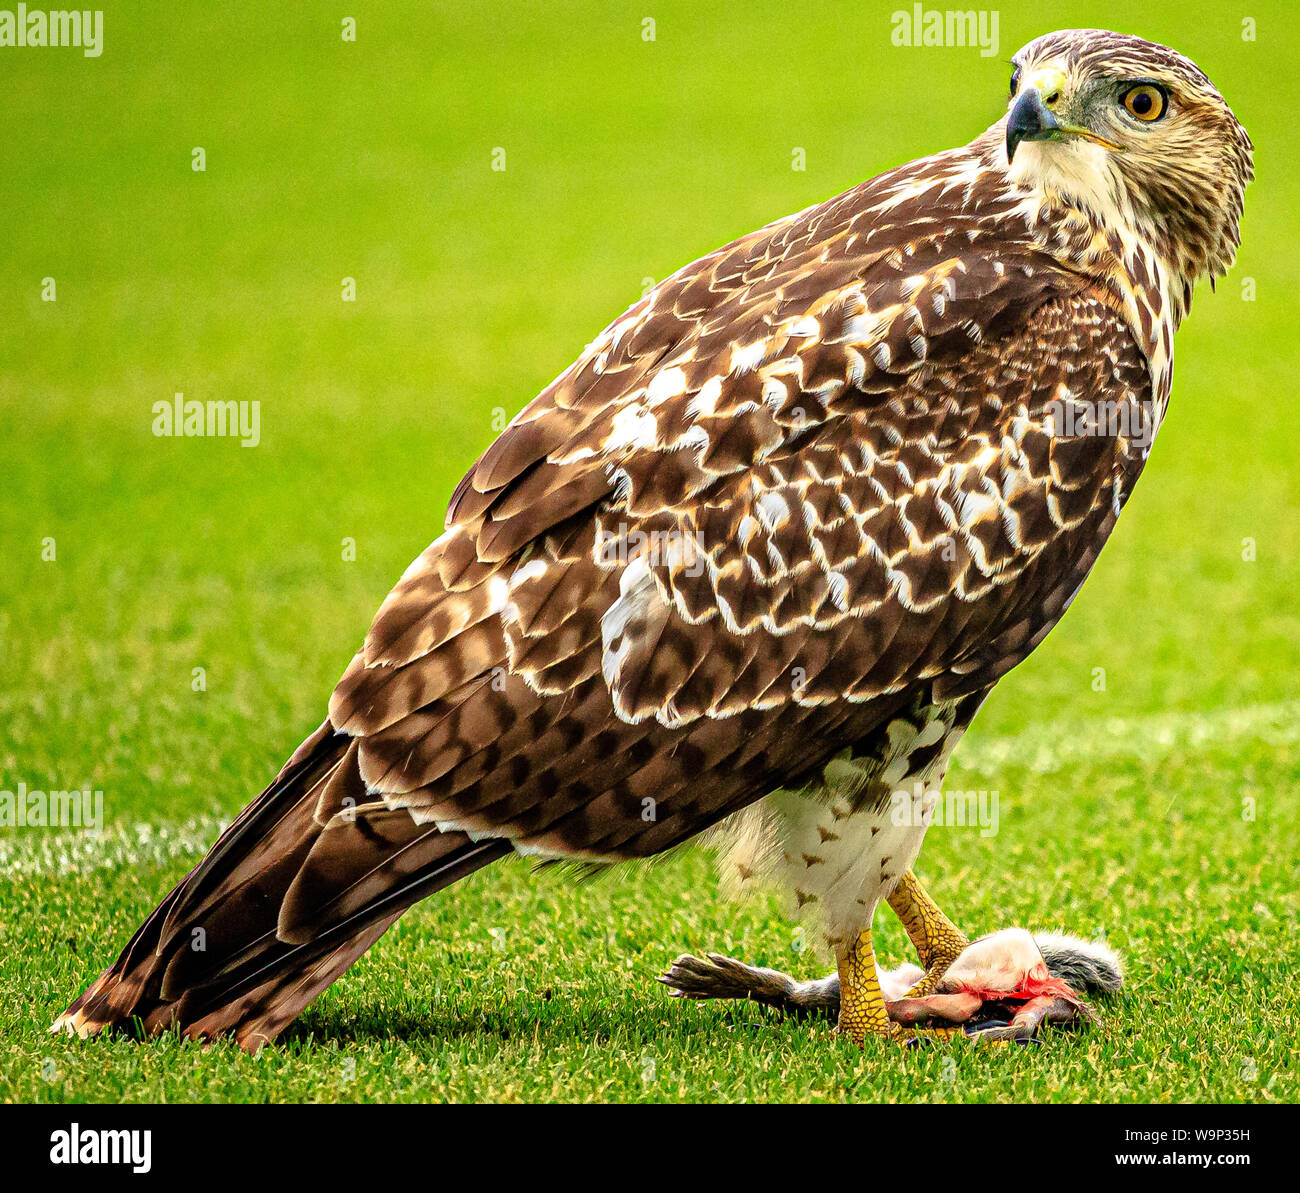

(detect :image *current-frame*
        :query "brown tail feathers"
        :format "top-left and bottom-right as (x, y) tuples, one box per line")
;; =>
(50, 721), (510, 1052)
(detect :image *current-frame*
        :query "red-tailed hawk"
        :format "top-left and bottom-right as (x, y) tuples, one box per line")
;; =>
(54, 29), (1251, 1051)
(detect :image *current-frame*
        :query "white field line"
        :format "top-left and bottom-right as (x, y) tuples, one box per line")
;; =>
(2, 699), (1297, 878)
(954, 698), (1300, 777)
(0, 814), (231, 879)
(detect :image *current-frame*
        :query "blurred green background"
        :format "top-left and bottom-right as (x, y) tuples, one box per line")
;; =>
(0, 1), (1296, 1102)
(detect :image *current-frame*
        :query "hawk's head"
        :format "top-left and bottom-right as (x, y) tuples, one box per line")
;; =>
(1002, 30), (1253, 290)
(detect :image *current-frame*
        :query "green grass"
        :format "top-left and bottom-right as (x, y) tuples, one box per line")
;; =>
(2, 0), (1297, 1102)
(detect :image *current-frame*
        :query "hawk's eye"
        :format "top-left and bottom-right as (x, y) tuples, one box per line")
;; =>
(1120, 83), (1168, 122)
(1009, 66), (1021, 96)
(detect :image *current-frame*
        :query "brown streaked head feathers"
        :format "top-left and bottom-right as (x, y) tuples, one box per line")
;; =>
(1005, 29), (1253, 297)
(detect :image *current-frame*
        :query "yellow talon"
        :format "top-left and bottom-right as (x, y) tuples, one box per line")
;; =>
(897, 1025), (966, 1044)
(835, 873), (973, 1045)
(887, 871), (970, 997)
(834, 925), (897, 1045)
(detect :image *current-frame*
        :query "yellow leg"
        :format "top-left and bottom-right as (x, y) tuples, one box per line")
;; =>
(886, 871), (970, 997)
(834, 924), (897, 1045)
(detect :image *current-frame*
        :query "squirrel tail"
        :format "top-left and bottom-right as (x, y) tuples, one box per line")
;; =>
(1035, 932), (1124, 995)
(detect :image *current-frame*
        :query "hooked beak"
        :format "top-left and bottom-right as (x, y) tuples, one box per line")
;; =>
(1005, 86), (1124, 164)
(1005, 88), (1060, 163)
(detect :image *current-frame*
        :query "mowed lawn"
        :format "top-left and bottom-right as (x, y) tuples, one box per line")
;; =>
(1, 1), (1297, 1102)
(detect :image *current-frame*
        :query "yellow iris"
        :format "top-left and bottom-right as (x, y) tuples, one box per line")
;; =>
(1122, 84), (1167, 122)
